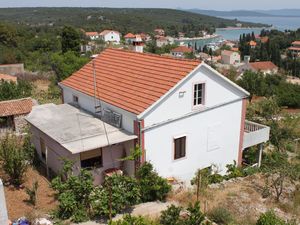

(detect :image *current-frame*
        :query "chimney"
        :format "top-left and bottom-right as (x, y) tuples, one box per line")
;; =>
(244, 55), (250, 64)
(132, 35), (144, 53)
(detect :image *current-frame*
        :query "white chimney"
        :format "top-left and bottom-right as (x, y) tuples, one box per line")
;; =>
(132, 35), (144, 53)
(244, 55), (250, 64)
(0, 179), (8, 225)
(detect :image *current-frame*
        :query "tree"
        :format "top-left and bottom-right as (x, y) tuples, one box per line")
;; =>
(61, 26), (81, 54)
(51, 51), (89, 82)
(0, 134), (28, 186)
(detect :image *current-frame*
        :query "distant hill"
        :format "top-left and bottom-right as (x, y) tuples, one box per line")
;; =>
(0, 7), (267, 34)
(188, 9), (270, 17)
(188, 9), (300, 18)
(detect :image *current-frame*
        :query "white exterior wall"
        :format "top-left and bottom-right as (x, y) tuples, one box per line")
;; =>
(144, 99), (243, 182)
(101, 32), (120, 44)
(142, 64), (245, 182)
(222, 53), (241, 65)
(143, 65), (243, 127)
(61, 85), (137, 133)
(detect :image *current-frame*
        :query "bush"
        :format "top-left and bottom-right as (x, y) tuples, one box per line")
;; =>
(136, 162), (171, 202)
(160, 202), (205, 225)
(0, 134), (28, 185)
(224, 161), (244, 180)
(51, 160), (94, 222)
(160, 204), (182, 225)
(25, 180), (39, 206)
(256, 210), (288, 225)
(110, 214), (158, 225)
(91, 174), (141, 218)
(208, 207), (233, 225)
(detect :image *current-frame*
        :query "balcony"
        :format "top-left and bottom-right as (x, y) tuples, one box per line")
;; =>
(243, 120), (270, 149)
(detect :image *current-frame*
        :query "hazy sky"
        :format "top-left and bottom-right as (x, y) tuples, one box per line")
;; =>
(0, 0), (299, 10)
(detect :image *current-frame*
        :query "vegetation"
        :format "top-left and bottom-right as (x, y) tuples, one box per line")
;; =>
(25, 180), (39, 206)
(207, 207), (234, 225)
(0, 79), (33, 101)
(237, 71), (300, 108)
(0, 134), (29, 186)
(256, 210), (293, 225)
(0, 8), (263, 36)
(110, 214), (159, 225)
(136, 162), (171, 202)
(239, 29), (300, 77)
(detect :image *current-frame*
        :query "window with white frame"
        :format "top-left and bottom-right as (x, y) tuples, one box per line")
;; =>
(174, 136), (186, 160)
(193, 83), (205, 106)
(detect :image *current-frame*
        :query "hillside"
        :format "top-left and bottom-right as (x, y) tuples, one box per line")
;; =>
(188, 9), (300, 18)
(0, 7), (267, 34)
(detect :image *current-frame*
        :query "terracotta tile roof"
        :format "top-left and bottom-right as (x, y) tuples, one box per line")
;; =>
(99, 30), (120, 36)
(124, 33), (136, 39)
(288, 46), (300, 51)
(86, 32), (98, 36)
(60, 48), (201, 114)
(171, 46), (193, 53)
(0, 98), (33, 117)
(231, 47), (239, 52)
(249, 61), (278, 71)
(0, 73), (17, 83)
(249, 40), (257, 46)
(292, 41), (300, 46)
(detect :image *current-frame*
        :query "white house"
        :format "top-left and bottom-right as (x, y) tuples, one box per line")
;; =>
(26, 48), (269, 184)
(221, 50), (241, 65)
(99, 30), (121, 44)
(239, 61), (278, 75)
(85, 32), (99, 40)
(171, 46), (193, 58)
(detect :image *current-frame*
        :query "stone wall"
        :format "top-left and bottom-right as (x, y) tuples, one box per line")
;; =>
(0, 63), (24, 76)
(14, 114), (28, 134)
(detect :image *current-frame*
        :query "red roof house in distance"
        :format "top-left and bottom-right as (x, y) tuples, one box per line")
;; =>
(0, 73), (17, 83)
(288, 40), (300, 57)
(85, 32), (99, 40)
(26, 48), (269, 185)
(249, 41), (257, 48)
(171, 46), (193, 58)
(124, 33), (136, 44)
(240, 61), (278, 75)
(99, 30), (121, 44)
(154, 28), (165, 36)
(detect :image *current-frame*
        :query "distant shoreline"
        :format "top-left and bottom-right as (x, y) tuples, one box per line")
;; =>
(217, 27), (270, 31)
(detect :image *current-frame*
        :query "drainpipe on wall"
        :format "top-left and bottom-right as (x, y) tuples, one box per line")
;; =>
(138, 120), (145, 163)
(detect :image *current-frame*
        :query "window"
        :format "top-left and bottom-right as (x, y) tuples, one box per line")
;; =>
(73, 95), (79, 104)
(193, 83), (205, 106)
(80, 149), (102, 169)
(40, 138), (46, 160)
(174, 136), (186, 160)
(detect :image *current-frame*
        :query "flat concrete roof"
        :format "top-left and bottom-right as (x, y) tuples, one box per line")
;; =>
(26, 104), (137, 154)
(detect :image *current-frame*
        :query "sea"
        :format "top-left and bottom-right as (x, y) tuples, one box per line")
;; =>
(216, 16), (300, 41)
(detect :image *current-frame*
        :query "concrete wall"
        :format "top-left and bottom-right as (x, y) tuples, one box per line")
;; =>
(144, 99), (243, 182)
(0, 63), (24, 75)
(143, 65), (244, 127)
(0, 179), (8, 225)
(61, 85), (137, 133)
(30, 124), (135, 185)
(14, 114), (28, 134)
(143, 64), (245, 182)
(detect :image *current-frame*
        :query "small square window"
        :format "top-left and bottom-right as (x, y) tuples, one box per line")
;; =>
(174, 136), (186, 160)
(193, 83), (205, 106)
(73, 95), (79, 104)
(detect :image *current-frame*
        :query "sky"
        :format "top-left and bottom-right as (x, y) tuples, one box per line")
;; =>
(0, 0), (299, 10)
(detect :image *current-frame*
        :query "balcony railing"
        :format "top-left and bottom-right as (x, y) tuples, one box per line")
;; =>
(243, 120), (270, 149)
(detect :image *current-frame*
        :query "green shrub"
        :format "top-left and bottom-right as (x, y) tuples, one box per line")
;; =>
(137, 162), (171, 202)
(91, 174), (141, 218)
(224, 161), (244, 180)
(185, 201), (205, 225)
(0, 134), (28, 185)
(160, 204), (182, 225)
(208, 207), (233, 225)
(25, 180), (39, 206)
(256, 210), (288, 225)
(110, 214), (158, 225)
